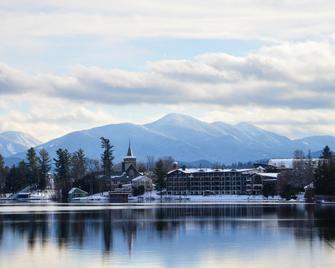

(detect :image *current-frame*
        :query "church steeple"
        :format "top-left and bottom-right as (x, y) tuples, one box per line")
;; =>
(127, 140), (134, 157)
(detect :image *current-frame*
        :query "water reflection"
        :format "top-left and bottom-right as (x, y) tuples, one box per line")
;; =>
(0, 204), (335, 267)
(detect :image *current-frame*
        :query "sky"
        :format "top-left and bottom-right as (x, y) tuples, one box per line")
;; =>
(1, 0), (335, 142)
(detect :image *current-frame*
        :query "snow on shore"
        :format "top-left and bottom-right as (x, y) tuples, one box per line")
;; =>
(72, 191), (306, 203)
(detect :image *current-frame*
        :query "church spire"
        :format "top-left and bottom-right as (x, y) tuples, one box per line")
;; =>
(127, 140), (133, 157)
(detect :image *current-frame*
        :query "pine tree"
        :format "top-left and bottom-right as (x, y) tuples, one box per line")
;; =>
(26, 147), (40, 186)
(314, 146), (335, 195)
(321, 145), (333, 160)
(100, 137), (114, 178)
(0, 154), (6, 196)
(54, 148), (71, 200)
(71, 148), (86, 181)
(5, 161), (29, 193)
(154, 159), (167, 191)
(38, 149), (51, 190)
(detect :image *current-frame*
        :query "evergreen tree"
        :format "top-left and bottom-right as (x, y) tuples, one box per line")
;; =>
(0, 154), (6, 195)
(54, 148), (71, 200)
(314, 146), (335, 195)
(154, 159), (167, 191)
(38, 149), (51, 190)
(5, 161), (29, 193)
(321, 145), (333, 160)
(26, 147), (39, 186)
(100, 137), (114, 178)
(71, 149), (86, 181)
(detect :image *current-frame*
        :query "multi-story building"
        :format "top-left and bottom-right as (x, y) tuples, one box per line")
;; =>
(166, 168), (251, 195)
(166, 167), (278, 195)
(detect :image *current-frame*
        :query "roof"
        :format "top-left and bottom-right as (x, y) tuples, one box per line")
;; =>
(68, 187), (88, 194)
(132, 175), (151, 182)
(167, 168), (255, 175)
(256, 173), (279, 178)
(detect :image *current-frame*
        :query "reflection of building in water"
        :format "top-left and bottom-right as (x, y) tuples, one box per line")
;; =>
(166, 167), (278, 195)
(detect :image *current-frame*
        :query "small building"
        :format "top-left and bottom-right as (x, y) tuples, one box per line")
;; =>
(122, 142), (141, 179)
(68, 187), (88, 200)
(131, 175), (153, 191)
(109, 192), (130, 203)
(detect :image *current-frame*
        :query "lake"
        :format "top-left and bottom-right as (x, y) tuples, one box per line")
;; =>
(0, 203), (335, 268)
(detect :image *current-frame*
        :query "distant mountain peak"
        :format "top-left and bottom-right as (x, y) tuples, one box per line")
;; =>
(0, 131), (41, 157)
(150, 113), (202, 125)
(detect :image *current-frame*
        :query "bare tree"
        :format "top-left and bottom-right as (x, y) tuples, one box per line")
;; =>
(146, 155), (155, 171)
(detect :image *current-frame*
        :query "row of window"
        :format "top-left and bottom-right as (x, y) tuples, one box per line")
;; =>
(167, 191), (244, 195)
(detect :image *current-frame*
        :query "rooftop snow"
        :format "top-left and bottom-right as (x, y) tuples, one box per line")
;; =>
(168, 168), (255, 175)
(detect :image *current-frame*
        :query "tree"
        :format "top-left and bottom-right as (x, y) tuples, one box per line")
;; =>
(54, 148), (71, 200)
(26, 147), (40, 186)
(314, 146), (335, 195)
(286, 149), (314, 189)
(279, 183), (300, 200)
(5, 161), (29, 193)
(212, 161), (224, 169)
(132, 185), (145, 196)
(0, 154), (6, 196)
(262, 182), (276, 198)
(71, 149), (86, 181)
(154, 159), (167, 191)
(38, 149), (51, 190)
(321, 145), (333, 160)
(100, 137), (114, 178)
(86, 159), (100, 173)
(137, 162), (147, 173)
(146, 155), (155, 171)
(293, 150), (305, 171)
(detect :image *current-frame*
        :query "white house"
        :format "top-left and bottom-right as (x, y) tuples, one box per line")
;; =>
(131, 175), (153, 191)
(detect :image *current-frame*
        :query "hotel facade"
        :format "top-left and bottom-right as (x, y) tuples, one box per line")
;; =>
(166, 168), (277, 195)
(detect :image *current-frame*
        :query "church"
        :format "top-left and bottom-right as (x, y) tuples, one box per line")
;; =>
(122, 142), (141, 179)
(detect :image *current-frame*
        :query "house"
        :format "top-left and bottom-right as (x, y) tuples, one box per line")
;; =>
(68, 187), (88, 200)
(131, 175), (153, 191)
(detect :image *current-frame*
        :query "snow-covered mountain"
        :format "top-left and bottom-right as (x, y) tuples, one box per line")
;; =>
(11, 113), (335, 164)
(0, 131), (41, 157)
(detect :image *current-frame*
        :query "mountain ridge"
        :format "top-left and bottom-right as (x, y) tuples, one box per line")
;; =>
(2, 113), (335, 164)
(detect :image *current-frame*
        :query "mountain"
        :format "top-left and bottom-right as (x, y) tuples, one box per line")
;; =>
(0, 131), (41, 157)
(9, 113), (335, 164)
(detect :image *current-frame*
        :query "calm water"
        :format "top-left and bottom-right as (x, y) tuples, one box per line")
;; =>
(0, 203), (335, 268)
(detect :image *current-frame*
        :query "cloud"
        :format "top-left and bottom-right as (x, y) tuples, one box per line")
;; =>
(1, 0), (335, 43)
(1, 39), (335, 110)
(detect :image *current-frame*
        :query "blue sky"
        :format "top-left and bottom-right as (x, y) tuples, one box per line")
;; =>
(0, 0), (335, 141)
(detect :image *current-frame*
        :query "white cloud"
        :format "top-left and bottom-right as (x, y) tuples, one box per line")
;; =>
(1, 0), (335, 42)
(1, 40), (335, 109)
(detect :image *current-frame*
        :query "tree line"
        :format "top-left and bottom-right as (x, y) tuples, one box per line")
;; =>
(0, 137), (174, 199)
(0, 137), (115, 199)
